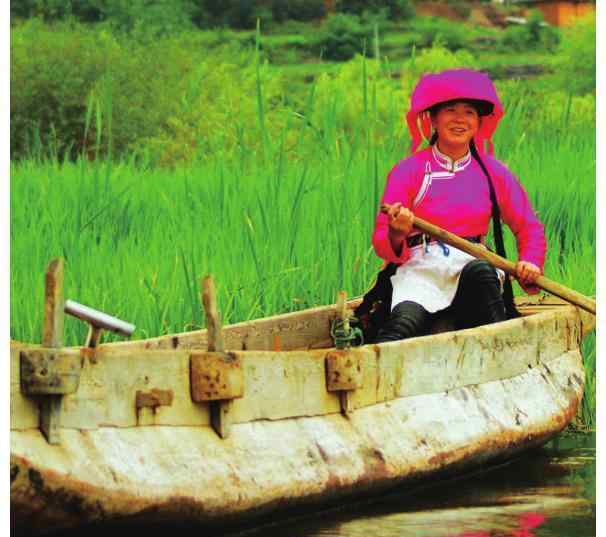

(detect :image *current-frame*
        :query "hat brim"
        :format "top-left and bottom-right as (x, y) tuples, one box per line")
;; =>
(426, 99), (495, 117)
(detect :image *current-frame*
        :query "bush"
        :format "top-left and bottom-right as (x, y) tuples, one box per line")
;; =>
(314, 13), (372, 61)
(142, 44), (288, 166)
(553, 12), (595, 95)
(401, 45), (480, 93)
(95, 0), (194, 35)
(10, 20), (288, 162)
(447, 0), (471, 20)
(271, 0), (326, 23)
(194, 0), (273, 30)
(337, 0), (415, 20)
(410, 17), (470, 51)
(10, 0), (195, 30)
(499, 10), (560, 52)
(500, 24), (533, 52)
(10, 0), (82, 21)
(312, 55), (406, 142)
(10, 20), (123, 159)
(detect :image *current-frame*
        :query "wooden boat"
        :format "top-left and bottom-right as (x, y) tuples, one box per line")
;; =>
(10, 279), (595, 536)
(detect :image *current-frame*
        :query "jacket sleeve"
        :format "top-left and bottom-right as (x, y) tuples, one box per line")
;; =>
(372, 162), (420, 264)
(491, 160), (546, 291)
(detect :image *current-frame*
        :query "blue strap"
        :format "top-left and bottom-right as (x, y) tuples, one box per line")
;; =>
(437, 241), (450, 256)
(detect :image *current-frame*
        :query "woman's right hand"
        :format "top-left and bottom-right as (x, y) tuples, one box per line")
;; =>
(386, 202), (414, 237)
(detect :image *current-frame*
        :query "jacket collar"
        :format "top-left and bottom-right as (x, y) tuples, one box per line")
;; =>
(432, 144), (472, 173)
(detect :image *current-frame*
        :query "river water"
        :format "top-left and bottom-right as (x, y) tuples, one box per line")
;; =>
(44, 432), (595, 537)
(234, 432), (596, 537)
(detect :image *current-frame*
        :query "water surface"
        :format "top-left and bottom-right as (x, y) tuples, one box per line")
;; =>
(236, 432), (595, 537)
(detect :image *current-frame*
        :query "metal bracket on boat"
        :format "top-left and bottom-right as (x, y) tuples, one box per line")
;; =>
(190, 351), (244, 438)
(326, 291), (364, 416)
(192, 275), (242, 439)
(136, 388), (174, 410)
(331, 291), (363, 350)
(325, 350), (363, 416)
(20, 349), (81, 396)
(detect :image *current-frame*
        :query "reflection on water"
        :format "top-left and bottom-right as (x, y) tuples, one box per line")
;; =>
(236, 432), (595, 537)
(448, 512), (546, 537)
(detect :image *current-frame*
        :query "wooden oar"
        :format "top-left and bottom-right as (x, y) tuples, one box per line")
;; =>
(380, 204), (596, 315)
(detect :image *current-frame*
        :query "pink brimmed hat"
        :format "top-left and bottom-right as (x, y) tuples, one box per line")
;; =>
(406, 68), (504, 155)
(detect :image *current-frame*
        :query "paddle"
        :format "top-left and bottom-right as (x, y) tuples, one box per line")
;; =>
(379, 204), (596, 315)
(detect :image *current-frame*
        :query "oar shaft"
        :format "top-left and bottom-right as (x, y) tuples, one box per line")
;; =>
(379, 204), (596, 315)
(413, 217), (596, 315)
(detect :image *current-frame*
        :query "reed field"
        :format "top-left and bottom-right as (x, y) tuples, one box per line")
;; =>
(10, 18), (596, 425)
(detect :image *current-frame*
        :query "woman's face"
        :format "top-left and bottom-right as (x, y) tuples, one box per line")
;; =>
(431, 101), (480, 152)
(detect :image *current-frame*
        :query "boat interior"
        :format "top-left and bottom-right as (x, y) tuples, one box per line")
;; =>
(98, 295), (585, 354)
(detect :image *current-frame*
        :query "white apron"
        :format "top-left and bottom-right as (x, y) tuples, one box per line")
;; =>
(390, 241), (505, 313)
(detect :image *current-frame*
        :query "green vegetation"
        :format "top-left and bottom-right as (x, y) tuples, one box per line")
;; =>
(499, 10), (560, 52)
(552, 12), (596, 95)
(10, 10), (596, 426)
(12, 11), (595, 163)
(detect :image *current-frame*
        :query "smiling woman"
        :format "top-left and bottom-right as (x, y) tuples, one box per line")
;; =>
(429, 100), (481, 159)
(369, 69), (546, 343)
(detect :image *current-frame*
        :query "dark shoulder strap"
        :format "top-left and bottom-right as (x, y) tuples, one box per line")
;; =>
(470, 142), (520, 319)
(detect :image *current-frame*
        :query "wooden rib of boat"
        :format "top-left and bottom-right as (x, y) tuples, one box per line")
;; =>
(10, 294), (594, 535)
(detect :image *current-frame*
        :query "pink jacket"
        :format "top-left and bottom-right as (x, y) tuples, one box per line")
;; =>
(372, 146), (546, 270)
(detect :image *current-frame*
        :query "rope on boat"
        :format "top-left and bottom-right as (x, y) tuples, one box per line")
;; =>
(330, 318), (363, 349)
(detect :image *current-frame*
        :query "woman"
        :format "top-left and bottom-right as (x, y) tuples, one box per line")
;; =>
(372, 69), (545, 342)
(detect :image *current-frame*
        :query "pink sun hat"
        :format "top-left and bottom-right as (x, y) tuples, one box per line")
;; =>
(405, 68), (504, 155)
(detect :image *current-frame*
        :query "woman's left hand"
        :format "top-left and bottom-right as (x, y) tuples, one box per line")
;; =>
(515, 261), (541, 293)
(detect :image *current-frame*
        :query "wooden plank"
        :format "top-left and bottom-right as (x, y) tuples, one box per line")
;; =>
(98, 298), (350, 352)
(336, 291), (348, 322)
(10, 307), (584, 431)
(11, 345), (39, 430)
(97, 294), (579, 354)
(40, 258), (65, 444)
(63, 349), (210, 429)
(39, 398), (62, 443)
(202, 275), (224, 353)
(200, 275), (234, 438)
(42, 258), (65, 348)
(211, 399), (233, 439)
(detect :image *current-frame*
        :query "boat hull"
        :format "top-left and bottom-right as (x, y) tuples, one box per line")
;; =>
(10, 305), (587, 534)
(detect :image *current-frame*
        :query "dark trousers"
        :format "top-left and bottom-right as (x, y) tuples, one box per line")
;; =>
(375, 260), (506, 343)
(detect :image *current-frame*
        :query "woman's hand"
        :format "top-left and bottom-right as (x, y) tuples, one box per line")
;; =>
(515, 260), (541, 294)
(386, 202), (414, 237)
